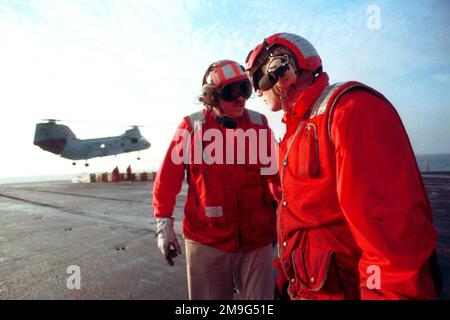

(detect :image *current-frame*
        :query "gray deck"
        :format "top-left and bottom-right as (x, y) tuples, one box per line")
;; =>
(0, 173), (449, 299)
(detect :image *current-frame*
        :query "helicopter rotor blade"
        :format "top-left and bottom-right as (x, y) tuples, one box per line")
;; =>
(36, 118), (178, 128)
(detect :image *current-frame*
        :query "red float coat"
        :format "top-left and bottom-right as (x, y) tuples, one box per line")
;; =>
(153, 108), (280, 252)
(277, 72), (439, 299)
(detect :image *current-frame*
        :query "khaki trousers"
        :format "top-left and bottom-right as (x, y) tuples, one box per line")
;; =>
(184, 238), (274, 300)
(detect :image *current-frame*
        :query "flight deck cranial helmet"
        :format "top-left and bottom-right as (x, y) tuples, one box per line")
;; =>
(245, 32), (322, 92)
(198, 60), (252, 108)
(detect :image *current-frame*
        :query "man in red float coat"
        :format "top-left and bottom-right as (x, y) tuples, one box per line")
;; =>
(112, 166), (120, 183)
(126, 165), (134, 183)
(245, 32), (441, 300)
(153, 60), (280, 299)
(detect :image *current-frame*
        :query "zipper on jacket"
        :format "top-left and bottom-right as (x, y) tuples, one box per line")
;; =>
(278, 120), (306, 280)
(232, 134), (241, 251)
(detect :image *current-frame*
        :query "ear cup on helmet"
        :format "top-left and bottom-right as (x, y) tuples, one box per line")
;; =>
(265, 55), (298, 89)
(277, 63), (297, 89)
(199, 83), (217, 107)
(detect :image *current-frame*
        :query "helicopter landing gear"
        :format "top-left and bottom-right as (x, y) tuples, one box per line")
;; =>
(137, 152), (141, 160)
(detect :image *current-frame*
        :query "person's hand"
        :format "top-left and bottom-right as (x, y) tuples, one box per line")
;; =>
(155, 217), (182, 266)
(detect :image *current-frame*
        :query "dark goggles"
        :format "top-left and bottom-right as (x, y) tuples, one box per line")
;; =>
(245, 42), (271, 91)
(219, 79), (252, 102)
(251, 69), (264, 91)
(249, 59), (291, 92)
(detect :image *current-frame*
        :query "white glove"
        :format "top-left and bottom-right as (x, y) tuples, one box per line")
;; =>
(156, 217), (182, 266)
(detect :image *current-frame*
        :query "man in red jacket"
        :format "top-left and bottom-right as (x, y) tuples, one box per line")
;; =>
(153, 60), (280, 299)
(245, 32), (441, 300)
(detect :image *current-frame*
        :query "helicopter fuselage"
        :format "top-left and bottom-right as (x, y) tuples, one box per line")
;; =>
(33, 122), (151, 161)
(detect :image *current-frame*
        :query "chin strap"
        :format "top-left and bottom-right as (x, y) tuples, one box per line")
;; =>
(215, 115), (237, 129)
(272, 83), (297, 112)
(211, 107), (237, 129)
(274, 71), (317, 112)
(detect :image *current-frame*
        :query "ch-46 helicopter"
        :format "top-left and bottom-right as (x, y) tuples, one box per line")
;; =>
(33, 119), (151, 166)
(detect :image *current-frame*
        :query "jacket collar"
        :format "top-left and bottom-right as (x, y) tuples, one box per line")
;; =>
(282, 72), (329, 123)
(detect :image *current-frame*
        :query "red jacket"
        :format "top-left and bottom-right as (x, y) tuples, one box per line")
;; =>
(153, 108), (280, 252)
(277, 73), (439, 299)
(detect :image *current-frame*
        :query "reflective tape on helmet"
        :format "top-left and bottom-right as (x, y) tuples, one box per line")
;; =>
(210, 62), (246, 87)
(278, 33), (318, 59)
(222, 64), (237, 80)
(209, 72), (221, 86)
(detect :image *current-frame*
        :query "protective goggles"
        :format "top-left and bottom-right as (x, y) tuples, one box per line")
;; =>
(219, 79), (252, 102)
(250, 55), (291, 91)
(251, 69), (265, 91)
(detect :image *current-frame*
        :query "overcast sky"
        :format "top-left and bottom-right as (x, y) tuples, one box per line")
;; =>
(0, 0), (449, 178)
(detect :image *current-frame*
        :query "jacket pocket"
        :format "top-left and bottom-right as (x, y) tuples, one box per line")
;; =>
(297, 123), (320, 178)
(292, 246), (333, 292)
(291, 246), (346, 299)
(195, 165), (227, 225)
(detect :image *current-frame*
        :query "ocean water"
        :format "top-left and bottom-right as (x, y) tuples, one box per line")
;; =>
(0, 174), (75, 185)
(416, 154), (450, 172)
(1, 154), (449, 185)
